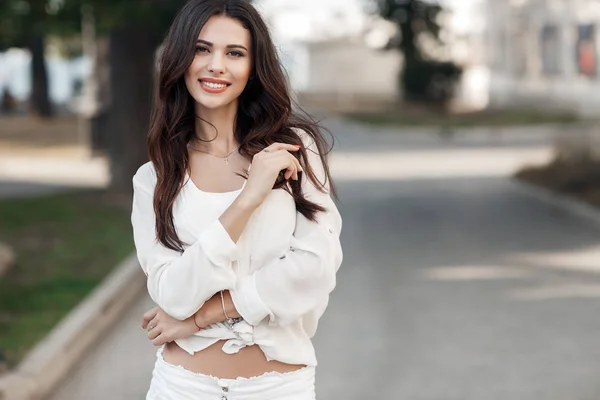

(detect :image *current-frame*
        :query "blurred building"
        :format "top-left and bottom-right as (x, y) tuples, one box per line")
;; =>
(257, 0), (490, 112)
(486, 0), (600, 116)
(276, 39), (401, 111)
(255, 0), (401, 111)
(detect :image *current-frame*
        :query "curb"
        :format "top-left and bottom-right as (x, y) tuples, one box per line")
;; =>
(0, 155), (108, 188)
(0, 253), (146, 400)
(510, 178), (600, 230)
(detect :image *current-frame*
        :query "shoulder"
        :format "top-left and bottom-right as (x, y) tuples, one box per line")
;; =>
(132, 161), (157, 193)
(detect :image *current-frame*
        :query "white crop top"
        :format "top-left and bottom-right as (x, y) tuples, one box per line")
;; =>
(130, 133), (343, 367)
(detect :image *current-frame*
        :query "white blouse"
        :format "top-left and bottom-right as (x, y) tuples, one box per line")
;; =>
(131, 133), (343, 367)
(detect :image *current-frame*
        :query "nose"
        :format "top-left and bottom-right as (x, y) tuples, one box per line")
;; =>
(208, 53), (226, 74)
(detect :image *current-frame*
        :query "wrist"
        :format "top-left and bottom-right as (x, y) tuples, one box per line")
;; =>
(192, 313), (202, 331)
(194, 308), (210, 329)
(199, 295), (226, 326)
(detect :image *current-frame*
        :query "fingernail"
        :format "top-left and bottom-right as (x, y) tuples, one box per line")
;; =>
(293, 145), (301, 148)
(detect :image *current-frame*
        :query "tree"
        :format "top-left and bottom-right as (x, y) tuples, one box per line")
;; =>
(0, 0), (186, 190)
(376, 0), (462, 104)
(60, 0), (186, 194)
(0, 0), (62, 117)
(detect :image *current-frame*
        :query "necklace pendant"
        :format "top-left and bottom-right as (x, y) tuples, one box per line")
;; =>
(224, 157), (229, 165)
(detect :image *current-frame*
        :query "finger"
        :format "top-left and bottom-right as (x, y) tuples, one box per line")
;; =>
(265, 143), (301, 153)
(290, 154), (302, 180)
(142, 315), (151, 330)
(152, 334), (166, 347)
(274, 151), (296, 180)
(146, 317), (158, 332)
(148, 326), (161, 340)
(142, 307), (158, 329)
(145, 317), (157, 332)
(284, 165), (297, 181)
(284, 153), (302, 181)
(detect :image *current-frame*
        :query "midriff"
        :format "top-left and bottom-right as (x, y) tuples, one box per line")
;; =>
(163, 341), (305, 379)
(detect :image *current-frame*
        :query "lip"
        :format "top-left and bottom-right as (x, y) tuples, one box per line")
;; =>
(198, 77), (231, 94)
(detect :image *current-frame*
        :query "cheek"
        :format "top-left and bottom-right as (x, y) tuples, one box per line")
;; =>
(233, 59), (252, 83)
(185, 58), (202, 79)
(184, 69), (193, 85)
(183, 72), (195, 95)
(184, 61), (201, 91)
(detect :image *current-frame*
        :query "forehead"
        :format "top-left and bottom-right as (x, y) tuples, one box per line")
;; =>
(198, 15), (250, 47)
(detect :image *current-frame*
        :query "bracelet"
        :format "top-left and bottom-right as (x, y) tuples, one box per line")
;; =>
(220, 291), (243, 326)
(193, 313), (202, 331)
(220, 290), (231, 321)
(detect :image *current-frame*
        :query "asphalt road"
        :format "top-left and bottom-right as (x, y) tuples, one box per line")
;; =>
(44, 119), (600, 400)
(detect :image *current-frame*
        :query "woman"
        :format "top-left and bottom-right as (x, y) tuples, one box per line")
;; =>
(131, 0), (343, 398)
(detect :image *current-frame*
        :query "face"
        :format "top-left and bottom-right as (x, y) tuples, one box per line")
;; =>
(184, 15), (252, 112)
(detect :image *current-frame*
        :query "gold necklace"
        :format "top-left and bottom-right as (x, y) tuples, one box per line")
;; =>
(187, 142), (240, 165)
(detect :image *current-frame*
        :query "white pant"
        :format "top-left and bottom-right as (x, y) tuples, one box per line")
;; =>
(146, 346), (316, 400)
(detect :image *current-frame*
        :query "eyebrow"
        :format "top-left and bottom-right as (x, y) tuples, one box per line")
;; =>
(196, 39), (248, 51)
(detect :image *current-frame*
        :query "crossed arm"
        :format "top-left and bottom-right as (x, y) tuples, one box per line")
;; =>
(141, 290), (240, 346)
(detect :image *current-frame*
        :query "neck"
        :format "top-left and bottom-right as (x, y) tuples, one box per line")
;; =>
(194, 101), (239, 154)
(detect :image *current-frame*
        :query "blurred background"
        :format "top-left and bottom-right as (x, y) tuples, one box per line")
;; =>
(1, 0), (600, 399)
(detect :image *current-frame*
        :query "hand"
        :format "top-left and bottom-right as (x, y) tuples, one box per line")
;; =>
(142, 307), (201, 346)
(240, 143), (303, 208)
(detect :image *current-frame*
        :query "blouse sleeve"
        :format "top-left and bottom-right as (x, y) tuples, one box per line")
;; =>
(230, 134), (343, 326)
(131, 164), (238, 320)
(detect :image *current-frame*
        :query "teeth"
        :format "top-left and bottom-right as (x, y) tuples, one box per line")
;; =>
(202, 81), (227, 89)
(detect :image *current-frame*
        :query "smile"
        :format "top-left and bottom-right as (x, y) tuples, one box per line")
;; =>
(199, 79), (230, 93)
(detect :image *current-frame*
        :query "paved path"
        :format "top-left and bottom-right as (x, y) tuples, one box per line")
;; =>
(50, 118), (600, 400)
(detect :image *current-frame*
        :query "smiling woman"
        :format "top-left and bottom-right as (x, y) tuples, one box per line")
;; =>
(132, 0), (343, 399)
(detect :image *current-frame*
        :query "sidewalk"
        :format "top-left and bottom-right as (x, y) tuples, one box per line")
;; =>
(0, 115), (108, 192)
(0, 114), (84, 154)
(0, 156), (108, 190)
(49, 295), (157, 400)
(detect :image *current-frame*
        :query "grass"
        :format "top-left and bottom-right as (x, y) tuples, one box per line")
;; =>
(0, 190), (134, 367)
(344, 108), (582, 128)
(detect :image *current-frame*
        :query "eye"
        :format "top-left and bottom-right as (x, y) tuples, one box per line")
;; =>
(228, 51), (244, 57)
(195, 45), (209, 54)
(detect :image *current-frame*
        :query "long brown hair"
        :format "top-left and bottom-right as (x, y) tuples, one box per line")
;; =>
(148, 0), (337, 252)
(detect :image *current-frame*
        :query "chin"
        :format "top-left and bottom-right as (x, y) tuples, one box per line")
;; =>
(198, 100), (229, 110)
(193, 94), (236, 110)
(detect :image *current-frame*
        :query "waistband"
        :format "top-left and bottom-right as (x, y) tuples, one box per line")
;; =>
(151, 346), (315, 399)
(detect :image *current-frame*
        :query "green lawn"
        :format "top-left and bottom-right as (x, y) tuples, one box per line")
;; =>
(344, 108), (582, 128)
(0, 191), (134, 367)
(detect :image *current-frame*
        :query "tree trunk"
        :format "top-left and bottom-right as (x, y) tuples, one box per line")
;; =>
(29, 34), (53, 118)
(106, 26), (155, 194)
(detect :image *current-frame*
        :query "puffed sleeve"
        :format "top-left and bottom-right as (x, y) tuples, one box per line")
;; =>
(230, 133), (343, 326)
(131, 163), (238, 320)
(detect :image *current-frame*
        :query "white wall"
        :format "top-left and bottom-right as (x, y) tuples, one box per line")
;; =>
(289, 40), (402, 104)
(486, 0), (600, 116)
